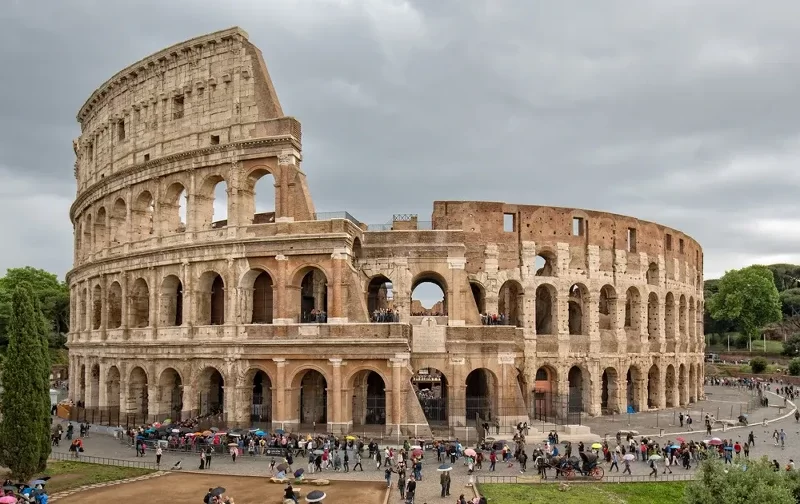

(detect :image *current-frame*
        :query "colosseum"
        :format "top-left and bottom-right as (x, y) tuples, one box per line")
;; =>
(66, 27), (705, 438)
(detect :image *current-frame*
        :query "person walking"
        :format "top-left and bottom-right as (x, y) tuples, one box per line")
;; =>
(353, 451), (363, 471)
(610, 451), (619, 472)
(649, 458), (658, 477)
(230, 445), (237, 463)
(155, 445), (162, 467)
(623, 458), (632, 475)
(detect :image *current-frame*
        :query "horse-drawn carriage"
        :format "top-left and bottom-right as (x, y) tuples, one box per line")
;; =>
(537, 452), (604, 480)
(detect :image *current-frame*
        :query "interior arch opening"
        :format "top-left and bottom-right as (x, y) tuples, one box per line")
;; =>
(688, 364), (697, 403)
(411, 274), (447, 316)
(624, 287), (642, 336)
(198, 367), (224, 417)
(92, 284), (102, 330)
(534, 251), (556, 276)
(679, 295), (688, 347)
(535, 284), (557, 334)
(79, 288), (87, 331)
(78, 364), (86, 404)
(212, 179), (228, 228)
(158, 368), (183, 420)
(300, 268), (328, 323)
(90, 364), (100, 409)
(251, 370), (273, 425)
(568, 284), (588, 335)
(252, 271), (274, 324)
(601, 367), (619, 414)
(465, 368), (497, 421)
(159, 275), (183, 327)
(647, 262), (659, 286)
(532, 366), (557, 421)
(352, 238), (363, 268)
(82, 214), (92, 255)
(248, 169), (276, 224)
(647, 292), (659, 341)
(106, 366), (121, 416)
(163, 182), (188, 234)
(367, 275), (394, 322)
(413, 368), (448, 424)
(107, 282), (122, 329)
(352, 371), (386, 426)
(94, 207), (107, 249)
(665, 364), (677, 408)
(197, 272), (225, 325)
(568, 366), (586, 414)
(664, 292), (676, 350)
(132, 191), (155, 241)
(627, 366), (641, 412)
(299, 370), (327, 424)
(128, 367), (149, 419)
(679, 364), (688, 406)
(110, 198), (127, 245)
(647, 365), (660, 409)
(499, 280), (524, 327)
(129, 278), (150, 328)
(470, 281), (486, 317)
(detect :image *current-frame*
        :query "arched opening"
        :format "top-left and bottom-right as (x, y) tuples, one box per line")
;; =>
(159, 275), (183, 327)
(626, 366), (641, 412)
(110, 198), (127, 245)
(132, 191), (155, 241)
(411, 274), (447, 316)
(163, 182), (187, 234)
(647, 292), (659, 341)
(367, 275), (394, 322)
(197, 272), (225, 325)
(647, 365), (660, 409)
(598, 285), (617, 331)
(532, 366), (557, 421)
(129, 278), (150, 328)
(92, 284), (102, 330)
(90, 364), (100, 408)
(128, 367), (148, 418)
(94, 207), (107, 249)
(298, 370), (327, 424)
(624, 287), (642, 335)
(535, 284), (557, 334)
(299, 268), (328, 322)
(352, 370), (386, 426)
(212, 179), (228, 228)
(689, 297), (697, 351)
(534, 252), (556, 276)
(470, 281), (486, 316)
(679, 294), (688, 344)
(246, 169), (276, 225)
(678, 364), (688, 406)
(688, 364), (697, 403)
(106, 366), (121, 415)
(158, 368), (183, 419)
(568, 284), (588, 335)
(664, 292), (676, 349)
(413, 368), (448, 424)
(568, 366), (586, 413)
(695, 301), (703, 350)
(647, 262), (659, 286)
(198, 367), (225, 416)
(252, 271), (274, 324)
(82, 214), (92, 255)
(75, 219), (82, 256)
(78, 364), (86, 404)
(499, 280), (524, 327)
(251, 370), (272, 424)
(601, 368), (619, 414)
(665, 364), (677, 408)
(352, 238), (363, 268)
(79, 288), (87, 331)
(107, 282), (122, 329)
(465, 368), (497, 421)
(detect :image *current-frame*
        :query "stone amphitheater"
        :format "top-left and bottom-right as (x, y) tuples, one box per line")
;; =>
(66, 27), (705, 437)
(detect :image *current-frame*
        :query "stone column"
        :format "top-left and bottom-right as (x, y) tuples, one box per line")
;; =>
(330, 358), (343, 432)
(390, 358), (403, 434)
(635, 377), (647, 412)
(447, 257), (466, 325)
(181, 384), (196, 420)
(273, 358), (287, 428)
(186, 169), (198, 234)
(234, 385), (250, 428)
(147, 384), (159, 423)
(98, 361), (109, 420)
(274, 255), (292, 324)
(329, 249), (347, 323)
(587, 293), (600, 354)
(588, 364), (602, 416)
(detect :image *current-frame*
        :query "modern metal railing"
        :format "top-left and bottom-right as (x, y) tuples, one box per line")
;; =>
(49, 451), (158, 470)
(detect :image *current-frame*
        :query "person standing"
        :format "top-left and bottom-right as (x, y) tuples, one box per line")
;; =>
(230, 445), (237, 463)
(384, 467), (392, 488)
(440, 469), (451, 497)
(205, 446), (213, 469)
(155, 445), (162, 467)
(405, 476), (416, 504)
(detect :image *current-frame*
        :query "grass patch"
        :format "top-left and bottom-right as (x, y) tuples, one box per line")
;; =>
(1, 461), (154, 494)
(479, 482), (687, 504)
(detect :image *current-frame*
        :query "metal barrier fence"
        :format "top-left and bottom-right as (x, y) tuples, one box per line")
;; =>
(49, 450), (158, 470)
(476, 472), (697, 485)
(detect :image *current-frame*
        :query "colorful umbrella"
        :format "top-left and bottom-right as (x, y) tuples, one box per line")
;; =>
(591, 443), (602, 449)
(255, 430), (265, 436)
(294, 468), (305, 478)
(412, 448), (423, 457)
(345, 435), (357, 441)
(670, 445), (681, 450)
(676, 437), (686, 443)
(163, 418), (172, 424)
(0, 496), (17, 504)
(464, 448), (477, 457)
(202, 430), (213, 437)
(648, 454), (662, 461)
(708, 438), (723, 446)
(623, 454), (635, 461)
(306, 490), (326, 502)
(437, 464), (452, 471)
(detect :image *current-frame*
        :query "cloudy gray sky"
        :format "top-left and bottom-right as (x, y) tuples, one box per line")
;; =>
(1, 0), (799, 289)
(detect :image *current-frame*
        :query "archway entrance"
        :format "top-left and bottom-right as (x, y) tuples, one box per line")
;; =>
(665, 365), (677, 407)
(688, 364), (697, 402)
(647, 365), (660, 409)
(413, 368), (447, 424)
(300, 269), (328, 322)
(90, 364), (100, 408)
(252, 272), (274, 324)
(158, 368), (183, 420)
(106, 366), (121, 420)
(78, 364), (86, 405)
(198, 368), (224, 417)
(498, 281), (523, 327)
(626, 367), (641, 412)
(601, 368), (619, 414)
(367, 276), (394, 321)
(568, 366), (585, 414)
(128, 367), (148, 419)
(465, 368), (496, 421)
(299, 370), (327, 424)
(251, 370), (272, 425)
(532, 366), (557, 422)
(352, 371), (386, 426)
(411, 275), (447, 316)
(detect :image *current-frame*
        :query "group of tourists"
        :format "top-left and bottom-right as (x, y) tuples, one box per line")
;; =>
(1, 478), (49, 503)
(480, 313), (510, 325)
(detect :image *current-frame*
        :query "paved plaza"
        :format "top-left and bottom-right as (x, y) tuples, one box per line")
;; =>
(51, 386), (800, 502)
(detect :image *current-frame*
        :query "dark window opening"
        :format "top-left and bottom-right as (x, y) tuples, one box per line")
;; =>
(679, 238), (685, 254)
(627, 228), (637, 253)
(666, 234), (672, 251)
(173, 96), (185, 120)
(118, 121), (126, 141)
(143, 154), (150, 162)
(211, 135), (220, 145)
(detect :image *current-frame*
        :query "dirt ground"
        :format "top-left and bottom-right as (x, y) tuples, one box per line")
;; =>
(55, 472), (387, 504)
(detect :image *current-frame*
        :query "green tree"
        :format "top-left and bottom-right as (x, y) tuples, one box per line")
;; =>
(779, 288), (800, 317)
(32, 294), (52, 471)
(783, 334), (800, 356)
(750, 357), (767, 373)
(685, 458), (795, 504)
(0, 267), (69, 347)
(788, 358), (800, 376)
(0, 282), (50, 480)
(708, 265), (782, 348)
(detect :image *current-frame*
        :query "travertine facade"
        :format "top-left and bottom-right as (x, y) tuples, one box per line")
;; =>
(67, 27), (704, 436)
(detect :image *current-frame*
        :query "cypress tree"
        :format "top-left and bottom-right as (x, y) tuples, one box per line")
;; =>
(32, 292), (52, 471)
(0, 283), (48, 479)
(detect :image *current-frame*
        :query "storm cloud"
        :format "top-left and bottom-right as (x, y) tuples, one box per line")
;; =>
(1, 0), (799, 281)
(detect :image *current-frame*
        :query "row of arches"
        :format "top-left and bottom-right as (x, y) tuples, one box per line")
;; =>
(75, 170), (277, 258)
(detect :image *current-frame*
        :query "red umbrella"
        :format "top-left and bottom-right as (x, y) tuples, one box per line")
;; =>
(676, 437), (686, 443)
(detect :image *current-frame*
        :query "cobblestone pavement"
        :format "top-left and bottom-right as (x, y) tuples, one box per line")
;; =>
(50, 387), (799, 502)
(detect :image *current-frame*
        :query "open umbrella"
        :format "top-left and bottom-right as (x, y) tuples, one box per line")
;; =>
(277, 463), (288, 472)
(202, 430), (212, 437)
(163, 418), (172, 424)
(306, 490), (326, 502)
(412, 448), (423, 457)
(708, 438), (723, 446)
(591, 443), (602, 450)
(464, 448), (477, 457)
(0, 496), (16, 504)
(313, 449), (324, 455)
(228, 433), (241, 437)
(345, 435), (356, 441)
(210, 427), (219, 432)
(255, 430), (265, 437)
(670, 445), (681, 450)
(676, 437), (686, 443)
(648, 454), (662, 461)
(410, 445), (422, 450)
(437, 464), (452, 471)
(29, 480), (46, 486)
(623, 454), (635, 461)
(211, 487), (226, 496)
(228, 443), (238, 447)
(171, 429), (180, 433)
(275, 429), (286, 435)
(294, 468), (305, 478)
(485, 437), (496, 441)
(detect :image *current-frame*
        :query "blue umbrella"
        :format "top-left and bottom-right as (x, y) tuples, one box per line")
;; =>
(306, 490), (326, 502)
(294, 468), (305, 478)
(724, 446), (734, 451)
(275, 429), (285, 435)
(437, 464), (452, 471)
(670, 445), (680, 450)
(255, 430), (265, 436)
